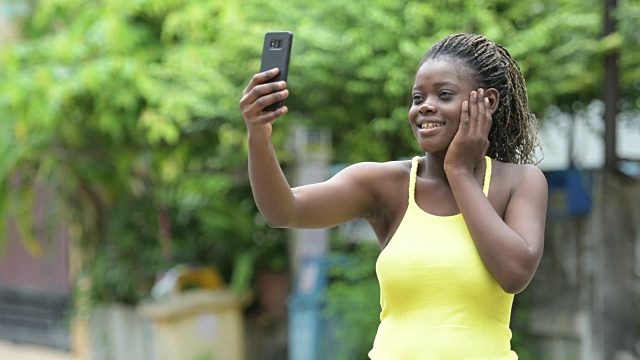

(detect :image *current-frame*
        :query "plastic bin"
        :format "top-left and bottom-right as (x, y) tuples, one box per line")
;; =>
(545, 169), (592, 219)
(138, 289), (250, 360)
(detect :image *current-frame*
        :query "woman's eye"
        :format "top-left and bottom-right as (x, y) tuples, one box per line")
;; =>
(439, 91), (453, 99)
(412, 95), (424, 103)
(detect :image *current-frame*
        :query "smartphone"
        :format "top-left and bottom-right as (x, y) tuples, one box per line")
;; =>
(259, 31), (293, 111)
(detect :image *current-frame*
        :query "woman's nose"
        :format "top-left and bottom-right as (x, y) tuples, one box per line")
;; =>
(418, 102), (436, 114)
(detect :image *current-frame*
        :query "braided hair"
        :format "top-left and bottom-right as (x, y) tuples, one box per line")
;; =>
(421, 34), (539, 164)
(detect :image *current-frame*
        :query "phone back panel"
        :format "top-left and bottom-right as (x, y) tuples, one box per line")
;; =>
(260, 31), (293, 84)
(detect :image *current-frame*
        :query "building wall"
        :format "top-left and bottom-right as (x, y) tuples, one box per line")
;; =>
(0, 1), (19, 44)
(527, 170), (639, 359)
(0, 2), (72, 351)
(536, 104), (640, 171)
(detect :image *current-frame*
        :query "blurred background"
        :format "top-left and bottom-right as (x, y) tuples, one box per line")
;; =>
(0, 0), (638, 359)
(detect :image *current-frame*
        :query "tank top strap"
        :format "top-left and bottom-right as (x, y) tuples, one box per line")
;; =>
(408, 156), (420, 205)
(482, 156), (492, 197)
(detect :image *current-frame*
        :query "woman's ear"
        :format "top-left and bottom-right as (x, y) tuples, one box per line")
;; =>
(485, 88), (500, 115)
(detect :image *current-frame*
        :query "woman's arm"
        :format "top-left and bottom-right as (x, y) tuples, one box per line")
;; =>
(447, 165), (547, 294)
(240, 69), (377, 229)
(444, 89), (548, 294)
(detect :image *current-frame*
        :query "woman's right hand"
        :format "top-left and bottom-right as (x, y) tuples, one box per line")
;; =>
(239, 68), (290, 138)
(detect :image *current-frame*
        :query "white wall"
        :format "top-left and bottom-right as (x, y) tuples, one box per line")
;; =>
(536, 101), (640, 171)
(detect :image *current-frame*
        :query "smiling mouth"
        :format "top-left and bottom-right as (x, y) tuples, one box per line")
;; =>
(420, 122), (444, 129)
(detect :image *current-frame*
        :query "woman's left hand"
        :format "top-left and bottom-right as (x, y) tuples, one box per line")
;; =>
(444, 88), (492, 175)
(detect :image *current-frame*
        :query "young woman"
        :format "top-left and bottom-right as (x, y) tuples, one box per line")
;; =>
(239, 33), (548, 359)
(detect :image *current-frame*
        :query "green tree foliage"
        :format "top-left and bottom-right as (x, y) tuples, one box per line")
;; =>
(324, 240), (381, 360)
(0, 0), (637, 303)
(616, 0), (640, 113)
(261, 0), (639, 161)
(0, 0), (282, 303)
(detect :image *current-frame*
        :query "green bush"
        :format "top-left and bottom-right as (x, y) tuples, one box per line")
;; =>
(324, 241), (381, 360)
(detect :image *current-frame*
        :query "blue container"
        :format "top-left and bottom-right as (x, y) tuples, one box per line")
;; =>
(288, 257), (328, 360)
(545, 169), (592, 219)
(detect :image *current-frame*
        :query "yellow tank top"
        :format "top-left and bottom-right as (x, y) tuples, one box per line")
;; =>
(368, 156), (517, 360)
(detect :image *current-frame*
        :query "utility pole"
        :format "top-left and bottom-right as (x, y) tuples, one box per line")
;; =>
(592, 1), (637, 359)
(288, 126), (331, 275)
(287, 126), (331, 360)
(603, 0), (619, 171)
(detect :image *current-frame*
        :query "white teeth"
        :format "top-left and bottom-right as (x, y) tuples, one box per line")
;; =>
(421, 123), (443, 129)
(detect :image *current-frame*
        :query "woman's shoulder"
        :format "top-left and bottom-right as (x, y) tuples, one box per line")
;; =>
(331, 159), (413, 199)
(337, 158), (413, 180)
(341, 159), (413, 224)
(493, 159), (544, 175)
(492, 159), (547, 189)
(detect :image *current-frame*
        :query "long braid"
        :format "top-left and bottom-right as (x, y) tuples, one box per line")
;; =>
(421, 34), (539, 164)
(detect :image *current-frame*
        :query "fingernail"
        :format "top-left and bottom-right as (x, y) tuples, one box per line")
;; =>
(279, 81), (286, 88)
(479, 88), (484, 96)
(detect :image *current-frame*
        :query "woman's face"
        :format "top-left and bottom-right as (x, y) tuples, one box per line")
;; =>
(408, 58), (478, 154)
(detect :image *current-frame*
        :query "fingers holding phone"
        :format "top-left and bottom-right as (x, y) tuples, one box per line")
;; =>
(239, 31), (293, 136)
(240, 69), (289, 133)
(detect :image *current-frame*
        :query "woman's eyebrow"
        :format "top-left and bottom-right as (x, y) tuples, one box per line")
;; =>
(433, 81), (459, 88)
(413, 81), (460, 90)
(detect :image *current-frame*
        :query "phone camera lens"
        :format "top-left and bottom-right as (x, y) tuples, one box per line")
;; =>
(270, 40), (282, 49)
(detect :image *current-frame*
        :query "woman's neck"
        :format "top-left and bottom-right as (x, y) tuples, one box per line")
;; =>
(422, 152), (448, 181)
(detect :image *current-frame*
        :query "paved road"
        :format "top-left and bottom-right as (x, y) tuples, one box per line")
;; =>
(0, 340), (73, 360)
